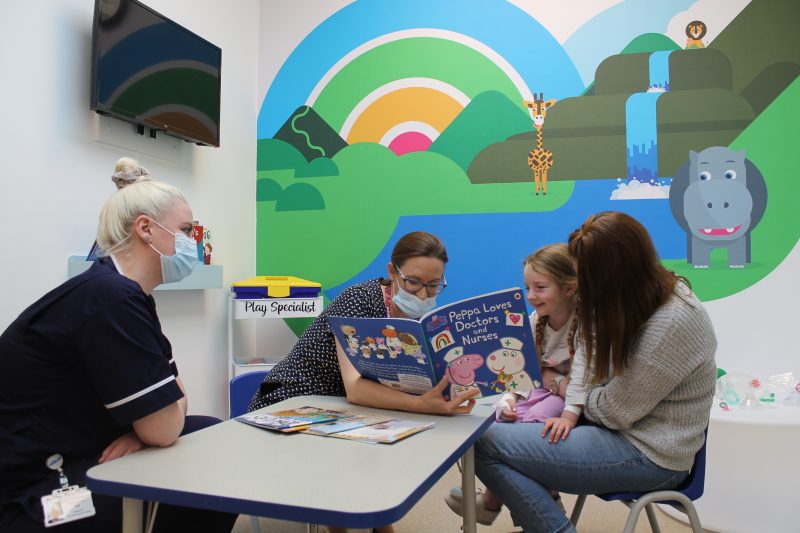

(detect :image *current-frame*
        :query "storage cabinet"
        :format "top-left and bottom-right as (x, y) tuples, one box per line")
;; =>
(226, 295), (323, 381)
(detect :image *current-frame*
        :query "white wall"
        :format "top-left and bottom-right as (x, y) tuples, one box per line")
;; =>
(0, 0), (260, 419)
(705, 240), (800, 378)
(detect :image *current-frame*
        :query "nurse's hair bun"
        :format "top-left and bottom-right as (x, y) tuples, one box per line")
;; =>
(111, 157), (151, 190)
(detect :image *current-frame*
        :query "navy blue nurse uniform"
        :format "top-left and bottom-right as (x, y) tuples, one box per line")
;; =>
(0, 258), (235, 532)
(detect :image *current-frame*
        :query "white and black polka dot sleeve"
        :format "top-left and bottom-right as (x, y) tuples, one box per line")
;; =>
(247, 278), (387, 411)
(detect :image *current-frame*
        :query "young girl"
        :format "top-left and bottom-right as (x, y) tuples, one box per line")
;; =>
(495, 243), (586, 429)
(446, 243), (589, 525)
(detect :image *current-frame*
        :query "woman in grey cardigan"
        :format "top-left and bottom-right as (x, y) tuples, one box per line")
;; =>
(465, 211), (717, 533)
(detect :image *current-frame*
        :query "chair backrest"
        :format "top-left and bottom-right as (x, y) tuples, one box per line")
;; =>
(674, 433), (706, 501)
(229, 371), (269, 418)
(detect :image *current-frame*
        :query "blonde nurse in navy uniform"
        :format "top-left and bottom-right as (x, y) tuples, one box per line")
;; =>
(0, 159), (236, 532)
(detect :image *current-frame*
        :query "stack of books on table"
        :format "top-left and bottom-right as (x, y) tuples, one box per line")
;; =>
(235, 406), (435, 444)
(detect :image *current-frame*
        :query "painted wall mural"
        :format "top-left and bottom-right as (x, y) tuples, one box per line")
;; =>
(256, 0), (799, 317)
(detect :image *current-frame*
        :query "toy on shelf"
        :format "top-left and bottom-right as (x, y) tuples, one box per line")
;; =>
(716, 369), (800, 410)
(228, 276), (324, 380)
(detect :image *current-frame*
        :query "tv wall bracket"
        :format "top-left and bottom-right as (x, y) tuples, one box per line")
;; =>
(136, 124), (160, 139)
(92, 114), (182, 163)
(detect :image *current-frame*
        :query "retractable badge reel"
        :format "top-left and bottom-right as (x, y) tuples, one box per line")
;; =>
(40, 454), (96, 528)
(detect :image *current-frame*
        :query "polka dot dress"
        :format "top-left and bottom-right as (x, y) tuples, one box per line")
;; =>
(247, 278), (388, 411)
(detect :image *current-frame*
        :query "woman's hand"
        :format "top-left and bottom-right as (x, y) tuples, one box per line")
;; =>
(541, 416), (575, 443)
(99, 432), (146, 463)
(417, 377), (478, 415)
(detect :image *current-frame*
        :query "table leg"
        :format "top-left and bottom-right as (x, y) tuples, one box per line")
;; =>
(461, 446), (476, 533)
(122, 497), (144, 533)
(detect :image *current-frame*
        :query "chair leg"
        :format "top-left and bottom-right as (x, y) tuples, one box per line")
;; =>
(628, 491), (704, 533)
(569, 494), (587, 525)
(680, 502), (704, 533)
(622, 499), (648, 533)
(248, 515), (261, 533)
(644, 503), (662, 533)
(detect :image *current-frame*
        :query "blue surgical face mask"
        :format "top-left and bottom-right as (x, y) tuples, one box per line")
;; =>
(149, 220), (198, 284)
(392, 282), (438, 319)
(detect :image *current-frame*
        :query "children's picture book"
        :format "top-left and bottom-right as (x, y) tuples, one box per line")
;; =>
(301, 413), (396, 436)
(329, 287), (542, 399)
(328, 419), (436, 444)
(236, 406), (434, 444)
(235, 406), (349, 433)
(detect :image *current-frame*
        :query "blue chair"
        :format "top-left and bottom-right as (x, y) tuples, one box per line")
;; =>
(229, 370), (269, 418)
(569, 432), (707, 533)
(228, 370), (269, 533)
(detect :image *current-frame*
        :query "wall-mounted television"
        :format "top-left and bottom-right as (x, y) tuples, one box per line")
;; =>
(90, 0), (222, 147)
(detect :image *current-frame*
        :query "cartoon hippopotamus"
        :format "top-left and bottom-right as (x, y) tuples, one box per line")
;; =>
(669, 147), (767, 268)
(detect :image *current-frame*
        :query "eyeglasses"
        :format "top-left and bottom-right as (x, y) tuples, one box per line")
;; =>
(394, 264), (447, 295)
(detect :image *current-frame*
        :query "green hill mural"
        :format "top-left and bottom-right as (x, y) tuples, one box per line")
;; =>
(273, 105), (348, 161)
(257, 138), (339, 182)
(709, 0), (800, 115)
(427, 90), (531, 172)
(256, 142), (572, 290)
(582, 32), (681, 97)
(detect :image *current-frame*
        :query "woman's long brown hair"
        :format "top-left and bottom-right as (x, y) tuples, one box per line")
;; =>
(568, 212), (689, 383)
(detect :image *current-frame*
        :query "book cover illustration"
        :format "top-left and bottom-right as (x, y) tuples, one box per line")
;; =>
(236, 406), (349, 432)
(301, 412), (395, 436)
(328, 419), (436, 444)
(329, 288), (542, 399)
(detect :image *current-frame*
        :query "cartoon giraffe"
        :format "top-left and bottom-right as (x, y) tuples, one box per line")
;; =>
(523, 93), (556, 195)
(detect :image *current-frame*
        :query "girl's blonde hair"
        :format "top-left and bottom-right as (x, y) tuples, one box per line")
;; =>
(523, 244), (579, 363)
(97, 157), (185, 255)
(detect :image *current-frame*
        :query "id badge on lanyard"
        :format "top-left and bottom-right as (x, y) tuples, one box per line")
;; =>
(40, 454), (96, 527)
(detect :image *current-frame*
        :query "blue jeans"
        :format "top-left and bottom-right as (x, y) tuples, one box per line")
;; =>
(474, 422), (688, 533)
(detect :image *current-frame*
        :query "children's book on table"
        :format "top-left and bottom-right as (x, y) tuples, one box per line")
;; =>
(327, 419), (436, 444)
(236, 406), (435, 443)
(329, 287), (542, 400)
(236, 406), (347, 433)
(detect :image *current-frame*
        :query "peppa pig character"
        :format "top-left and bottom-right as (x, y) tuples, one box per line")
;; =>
(443, 347), (484, 399)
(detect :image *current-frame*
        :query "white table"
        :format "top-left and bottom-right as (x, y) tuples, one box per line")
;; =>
(660, 402), (800, 533)
(87, 396), (495, 533)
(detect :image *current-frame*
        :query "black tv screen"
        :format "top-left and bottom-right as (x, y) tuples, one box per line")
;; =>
(90, 0), (221, 147)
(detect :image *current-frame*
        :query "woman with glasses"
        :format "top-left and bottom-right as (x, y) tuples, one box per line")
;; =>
(247, 231), (478, 416)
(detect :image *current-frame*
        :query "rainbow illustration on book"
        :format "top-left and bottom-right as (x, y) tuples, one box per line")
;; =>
(430, 330), (455, 353)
